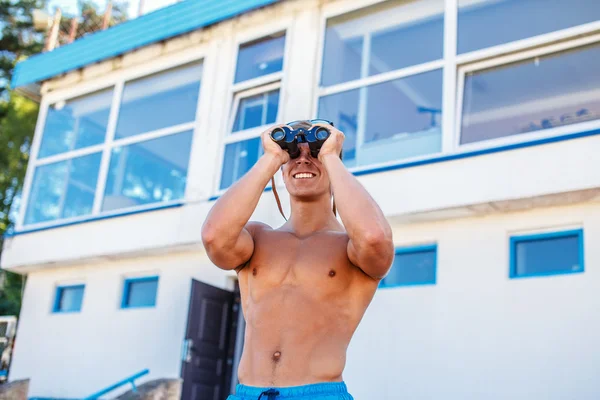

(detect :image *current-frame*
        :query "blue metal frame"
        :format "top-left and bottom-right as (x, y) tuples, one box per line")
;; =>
(509, 228), (584, 279)
(379, 244), (438, 288)
(82, 369), (149, 400)
(121, 276), (159, 309)
(52, 284), (85, 313)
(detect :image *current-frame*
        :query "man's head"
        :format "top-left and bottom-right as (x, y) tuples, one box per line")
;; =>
(280, 120), (332, 202)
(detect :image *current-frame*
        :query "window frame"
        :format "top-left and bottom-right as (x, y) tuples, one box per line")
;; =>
(312, 0), (600, 176)
(120, 276), (159, 309)
(52, 284), (85, 313)
(215, 23), (291, 195)
(379, 243), (438, 288)
(313, 0), (447, 173)
(18, 49), (208, 231)
(454, 32), (600, 151)
(509, 228), (584, 279)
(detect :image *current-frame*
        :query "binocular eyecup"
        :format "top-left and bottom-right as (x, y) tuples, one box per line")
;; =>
(270, 125), (331, 159)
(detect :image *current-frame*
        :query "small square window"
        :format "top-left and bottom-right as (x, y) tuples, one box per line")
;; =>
(232, 90), (279, 132)
(53, 285), (85, 313)
(381, 245), (437, 288)
(510, 229), (584, 278)
(121, 277), (159, 309)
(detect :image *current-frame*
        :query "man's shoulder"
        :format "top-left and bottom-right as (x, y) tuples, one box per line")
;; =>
(245, 221), (273, 235)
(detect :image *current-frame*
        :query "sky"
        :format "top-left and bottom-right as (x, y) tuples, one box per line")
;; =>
(46, 0), (179, 19)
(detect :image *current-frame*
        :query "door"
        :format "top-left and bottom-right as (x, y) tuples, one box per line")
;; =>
(181, 279), (238, 400)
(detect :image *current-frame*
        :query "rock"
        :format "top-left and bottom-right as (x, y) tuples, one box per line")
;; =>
(0, 379), (29, 400)
(115, 378), (182, 400)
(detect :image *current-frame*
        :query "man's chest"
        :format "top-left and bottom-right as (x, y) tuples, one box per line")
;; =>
(240, 231), (355, 299)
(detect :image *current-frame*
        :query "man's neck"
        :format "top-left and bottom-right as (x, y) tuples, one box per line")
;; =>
(283, 194), (341, 237)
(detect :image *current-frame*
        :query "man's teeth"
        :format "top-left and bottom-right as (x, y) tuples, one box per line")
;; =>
(294, 173), (315, 179)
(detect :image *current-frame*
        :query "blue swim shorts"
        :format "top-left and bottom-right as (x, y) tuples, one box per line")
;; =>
(226, 382), (354, 400)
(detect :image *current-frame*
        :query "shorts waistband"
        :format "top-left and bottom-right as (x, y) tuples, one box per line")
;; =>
(235, 382), (349, 398)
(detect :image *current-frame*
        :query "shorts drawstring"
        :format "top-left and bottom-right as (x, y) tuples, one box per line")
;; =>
(258, 388), (280, 400)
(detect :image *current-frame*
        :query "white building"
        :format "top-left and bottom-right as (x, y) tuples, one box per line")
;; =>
(4, 0), (600, 398)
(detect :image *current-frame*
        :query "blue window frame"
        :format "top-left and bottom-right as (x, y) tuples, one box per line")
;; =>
(53, 284), (85, 313)
(121, 276), (159, 309)
(380, 244), (437, 288)
(509, 229), (584, 279)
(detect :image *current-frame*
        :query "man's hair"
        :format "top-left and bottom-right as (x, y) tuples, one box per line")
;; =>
(271, 119), (338, 221)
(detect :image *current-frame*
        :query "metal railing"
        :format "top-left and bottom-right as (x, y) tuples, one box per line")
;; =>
(82, 369), (149, 400)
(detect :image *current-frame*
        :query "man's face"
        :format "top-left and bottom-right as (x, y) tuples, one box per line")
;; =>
(281, 143), (331, 200)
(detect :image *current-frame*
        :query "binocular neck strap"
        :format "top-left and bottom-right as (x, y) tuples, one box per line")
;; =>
(271, 176), (287, 221)
(271, 176), (337, 221)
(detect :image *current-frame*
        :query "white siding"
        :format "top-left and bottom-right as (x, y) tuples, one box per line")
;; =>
(9, 252), (235, 398)
(346, 202), (600, 400)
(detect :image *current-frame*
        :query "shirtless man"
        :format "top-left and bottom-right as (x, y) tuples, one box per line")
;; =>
(202, 120), (394, 400)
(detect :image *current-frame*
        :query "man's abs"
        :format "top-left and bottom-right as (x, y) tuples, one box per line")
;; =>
(237, 285), (353, 387)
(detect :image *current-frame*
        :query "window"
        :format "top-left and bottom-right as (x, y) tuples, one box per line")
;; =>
(510, 229), (584, 278)
(53, 285), (85, 313)
(381, 245), (437, 287)
(460, 42), (600, 145)
(318, 0), (444, 169)
(38, 89), (112, 159)
(220, 33), (286, 190)
(121, 276), (159, 309)
(25, 153), (102, 225)
(23, 61), (203, 227)
(458, 0), (600, 54)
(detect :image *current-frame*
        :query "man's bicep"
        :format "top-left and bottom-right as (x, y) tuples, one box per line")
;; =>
(206, 223), (261, 271)
(347, 238), (393, 281)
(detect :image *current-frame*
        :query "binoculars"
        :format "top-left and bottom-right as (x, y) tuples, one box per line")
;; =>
(269, 122), (332, 159)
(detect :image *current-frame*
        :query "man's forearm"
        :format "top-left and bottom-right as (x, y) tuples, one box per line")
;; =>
(321, 154), (391, 241)
(202, 153), (281, 245)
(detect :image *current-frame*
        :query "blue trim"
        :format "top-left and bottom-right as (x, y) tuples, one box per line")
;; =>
(379, 244), (438, 288)
(121, 276), (159, 309)
(83, 369), (149, 400)
(8, 202), (183, 237)
(52, 284), (85, 313)
(509, 228), (584, 279)
(353, 127), (600, 177)
(12, 0), (280, 88)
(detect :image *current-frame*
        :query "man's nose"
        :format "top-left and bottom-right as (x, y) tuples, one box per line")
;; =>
(295, 147), (312, 164)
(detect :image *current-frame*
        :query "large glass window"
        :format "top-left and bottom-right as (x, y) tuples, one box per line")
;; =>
(460, 43), (600, 145)
(458, 0), (600, 54)
(321, 0), (444, 87)
(235, 35), (285, 83)
(318, 0), (444, 169)
(24, 62), (203, 226)
(220, 34), (285, 190)
(103, 131), (193, 211)
(115, 62), (202, 139)
(25, 152), (102, 225)
(38, 89), (112, 158)
(510, 230), (584, 278)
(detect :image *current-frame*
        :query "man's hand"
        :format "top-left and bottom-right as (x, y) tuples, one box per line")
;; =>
(261, 124), (290, 166)
(317, 124), (345, 161)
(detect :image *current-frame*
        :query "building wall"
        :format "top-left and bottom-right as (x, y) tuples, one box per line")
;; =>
(11, 200), (600, 399)
(9, 252), (235, 398)
(346, 201), (600, 400)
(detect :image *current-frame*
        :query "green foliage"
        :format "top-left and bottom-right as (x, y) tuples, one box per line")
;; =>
(0, 0), (45, 316)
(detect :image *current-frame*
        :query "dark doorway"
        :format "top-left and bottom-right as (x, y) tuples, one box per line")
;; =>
(180, 279), (241, 400)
